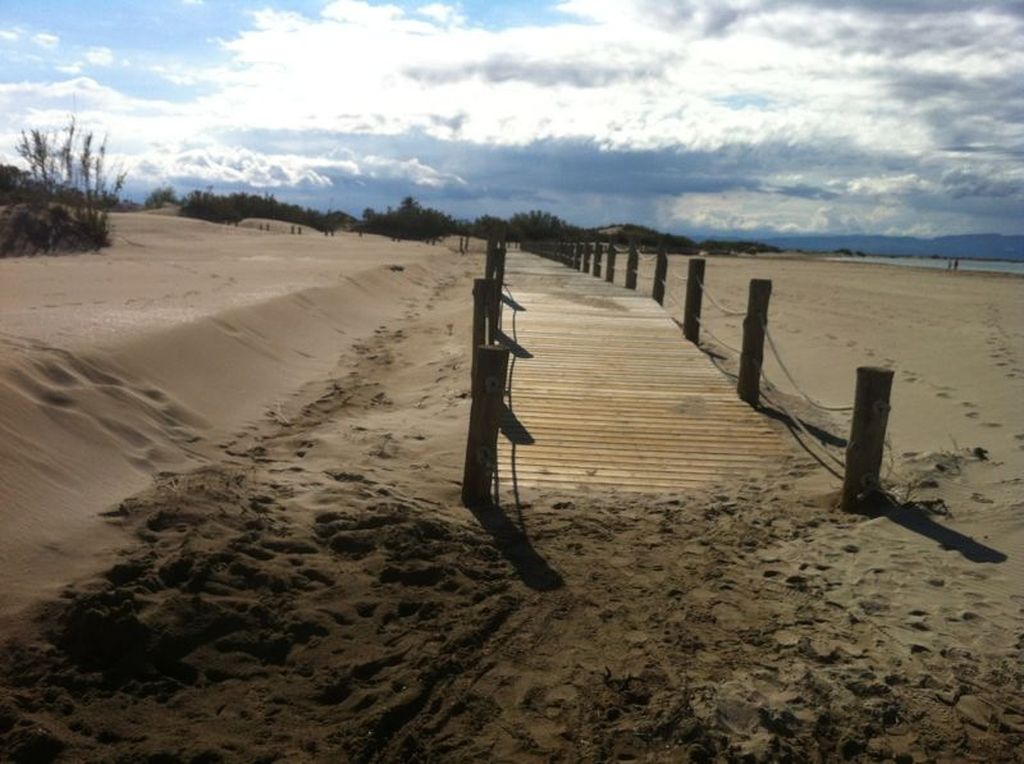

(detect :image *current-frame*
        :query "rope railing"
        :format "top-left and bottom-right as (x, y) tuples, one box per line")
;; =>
(693, 314), (741, 355)
(761, 320), (854, 412)
(759, 383), (846, 477)
(696, 276), (745, 316)
(478, 241), (895, 513)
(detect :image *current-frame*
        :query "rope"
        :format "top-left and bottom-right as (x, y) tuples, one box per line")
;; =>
(663, 291), (684, 312)
(697, 277), (746, 316)
(694, 315), (742, 355)
(689, 313), (845, 478)
(501, 283), (523, 509)
(761, 320), (854, 412)
(759, 381), (846, 475)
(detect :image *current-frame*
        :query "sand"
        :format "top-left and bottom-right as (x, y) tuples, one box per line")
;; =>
(1, 224), (1021, 761)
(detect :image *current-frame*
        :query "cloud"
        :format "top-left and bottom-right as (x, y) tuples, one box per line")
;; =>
(83, 47), (114, 67)
(2, 0), (1022, 235)
(31, 32), (59, 48)
(124, 143), (465, 192)
(0, 28), (20, 43)
(416, 3), (466, 27)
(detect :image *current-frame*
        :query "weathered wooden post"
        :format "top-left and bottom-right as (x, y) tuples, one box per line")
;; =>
(572, 242), (581, 270)
(683, 258), (706, 344)
(471, 278), (499, 384)
(605, 244), (617, 283)
(290, 225), (295, 235)
(462, 345), (510, 506)
(652, 243), (668, 305)
(626, 240), (639, 290)
(737, 279), (772, 406)
(485, 235), (497, 279)
(494, 236), (507, 291)
(593, 242), (602, 278)
(582, 241), (592, 273)
(841, 367), (894, 512)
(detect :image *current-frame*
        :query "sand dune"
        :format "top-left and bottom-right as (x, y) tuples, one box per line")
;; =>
(0, 213), (458, 626)
(0, 228), (1021, 761)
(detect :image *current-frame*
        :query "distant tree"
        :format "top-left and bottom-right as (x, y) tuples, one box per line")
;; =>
(469, 215), (507, 240)
(178, 188), (354, 231)
(144, 185), (179, 209)
(358, 197), (459, 241)
(508, 210), (575, 242)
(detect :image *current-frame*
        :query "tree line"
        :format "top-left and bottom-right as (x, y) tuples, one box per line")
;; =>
(2, 115), (777, 257)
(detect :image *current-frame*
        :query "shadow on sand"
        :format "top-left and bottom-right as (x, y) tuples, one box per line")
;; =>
(760, 405), (848, 448)
(467, 500), (564, 591)
(868, 499), (1008, 564)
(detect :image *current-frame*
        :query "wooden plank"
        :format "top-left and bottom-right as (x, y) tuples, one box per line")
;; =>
(495, 251), (791, 496)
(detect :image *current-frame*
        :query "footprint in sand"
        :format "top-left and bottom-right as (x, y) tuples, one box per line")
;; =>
(936, 391), (952, 398)
(981, 422), (1002, 428)
(965, 411), (980, 419)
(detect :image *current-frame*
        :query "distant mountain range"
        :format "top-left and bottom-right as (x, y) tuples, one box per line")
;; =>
(760, 234), (1024, 261)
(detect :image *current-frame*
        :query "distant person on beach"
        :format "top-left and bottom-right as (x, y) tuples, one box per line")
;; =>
(954, 258), (960, 271)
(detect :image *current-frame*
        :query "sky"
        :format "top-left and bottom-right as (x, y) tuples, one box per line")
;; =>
(1, 0), (1022, 238)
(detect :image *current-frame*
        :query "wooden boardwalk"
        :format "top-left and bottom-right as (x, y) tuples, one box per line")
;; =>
(497, 251), (790, 493)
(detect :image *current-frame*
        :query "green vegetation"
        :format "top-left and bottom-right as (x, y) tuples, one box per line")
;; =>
(149, 185), (779, 254)
(178, 189), (354, 232)
(144, 185), (179, 209)
(506, 210), (580, 242)
(598, 224), (698, 252)
(1, 116), (125, 256)
(359, 196), (458, 240)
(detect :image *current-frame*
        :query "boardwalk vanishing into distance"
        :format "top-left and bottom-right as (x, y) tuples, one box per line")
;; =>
(497, 250), (792, 495)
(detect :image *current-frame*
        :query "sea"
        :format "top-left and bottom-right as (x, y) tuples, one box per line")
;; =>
(827, 255), (1024, 276)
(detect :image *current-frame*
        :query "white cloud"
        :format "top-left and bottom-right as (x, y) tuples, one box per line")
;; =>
(0, 28), (20, 43)
(3, 1), (1022, 234)
(84, 46), (115, 67)
(182, 0), (204, 5)
(124, 144), (464, 191)
(416, 3), (465, 27)
(660, 190), (906, 235)
(31, 32), (59, 48)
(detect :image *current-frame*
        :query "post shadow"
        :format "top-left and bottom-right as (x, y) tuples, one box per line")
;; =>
(501, 293), (526, 312)
(494, 329), (533, 359)
(861, 498), (1008, 564)
(500, 406), (535, 445)
(466, 500), (564, 591)
(759, 404), (848, 448)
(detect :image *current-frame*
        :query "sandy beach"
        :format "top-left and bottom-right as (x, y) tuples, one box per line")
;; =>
(1, 217), (1022, 761)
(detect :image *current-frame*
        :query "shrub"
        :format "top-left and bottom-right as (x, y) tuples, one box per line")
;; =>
(179, 188), (353, 232)
(144, 185), (179, 209)
(0, 116), (126, 255)
(359, 197), (459, 241)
